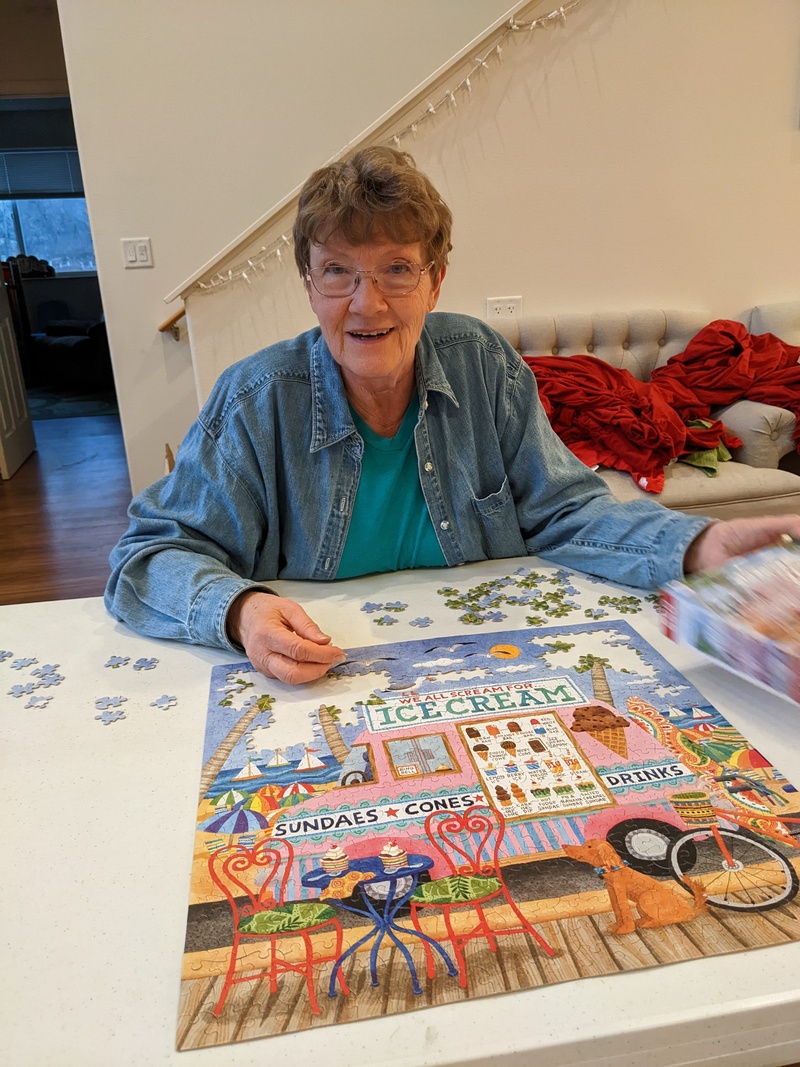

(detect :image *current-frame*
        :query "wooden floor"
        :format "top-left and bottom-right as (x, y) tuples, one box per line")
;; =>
(0, 415), (132, 605)
(177, 897), (800, 1051)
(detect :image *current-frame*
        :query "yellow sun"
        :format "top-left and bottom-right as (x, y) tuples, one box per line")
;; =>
(489, 644), (521, 659)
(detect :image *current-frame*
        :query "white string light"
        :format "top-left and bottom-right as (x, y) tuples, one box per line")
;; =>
(194, 0), (588, 294)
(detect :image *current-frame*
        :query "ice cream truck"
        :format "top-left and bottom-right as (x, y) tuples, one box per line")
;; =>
(267, 676), (712, 894)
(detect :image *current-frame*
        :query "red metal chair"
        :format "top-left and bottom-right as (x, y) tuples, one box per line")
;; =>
(409, 804), (556, 988)
(208, 838), (349, 1016)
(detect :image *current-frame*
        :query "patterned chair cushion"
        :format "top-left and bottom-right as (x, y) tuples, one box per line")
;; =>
(410, 874), (502, 905)
(238, 901), (335, 934)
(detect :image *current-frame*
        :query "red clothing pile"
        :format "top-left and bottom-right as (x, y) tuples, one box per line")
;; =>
(526, 320), (800, 493)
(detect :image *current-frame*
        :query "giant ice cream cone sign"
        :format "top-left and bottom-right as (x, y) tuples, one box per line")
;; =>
(571, 704), (631, 760)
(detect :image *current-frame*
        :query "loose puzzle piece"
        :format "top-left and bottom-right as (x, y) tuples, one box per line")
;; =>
(95, 707), (127, 725)
(95, 696), (128, 710)
(133, 657), (158, 671)
(150, 694), (178, 710)
(105, 655), (130, 669)
(24, 695), (53, 709)
(31, 663), (60, 677)
(8, 682), (38, 698)
(10, 657), (37, 670)
(33, 672), (64, 688)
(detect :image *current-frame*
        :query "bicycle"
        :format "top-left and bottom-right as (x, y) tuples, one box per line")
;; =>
(667, 778), (800, 911)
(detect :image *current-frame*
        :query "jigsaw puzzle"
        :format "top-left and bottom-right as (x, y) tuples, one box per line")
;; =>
(177, 617), (800, 1051)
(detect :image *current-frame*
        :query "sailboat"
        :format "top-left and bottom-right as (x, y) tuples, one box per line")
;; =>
(267, 748), (290, 768)
(231, 756), (266, 781)
(294, 746), (326, 772)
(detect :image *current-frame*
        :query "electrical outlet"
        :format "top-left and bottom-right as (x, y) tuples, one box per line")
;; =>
(486, 295), (522, 318)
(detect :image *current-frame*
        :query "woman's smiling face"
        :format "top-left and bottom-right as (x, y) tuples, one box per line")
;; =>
(306, 234), (445, 393)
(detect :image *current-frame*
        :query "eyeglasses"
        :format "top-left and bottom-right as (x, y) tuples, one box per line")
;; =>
(305, 260), (434, 298)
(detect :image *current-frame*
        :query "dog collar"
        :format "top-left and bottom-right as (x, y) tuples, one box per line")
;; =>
(593, 862), (629, 876)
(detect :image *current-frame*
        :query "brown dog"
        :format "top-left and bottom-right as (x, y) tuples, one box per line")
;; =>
(563, 838), (707, 935)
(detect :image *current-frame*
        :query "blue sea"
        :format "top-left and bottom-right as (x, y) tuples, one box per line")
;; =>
(208, 756), (340, 799)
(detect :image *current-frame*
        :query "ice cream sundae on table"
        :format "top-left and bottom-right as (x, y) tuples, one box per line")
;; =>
(321, 843), (349, 875)
(570, 703), (630, 760)
(379, 841), (408, 872)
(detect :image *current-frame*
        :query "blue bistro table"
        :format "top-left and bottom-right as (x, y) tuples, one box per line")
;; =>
(301, 854), (458, 996)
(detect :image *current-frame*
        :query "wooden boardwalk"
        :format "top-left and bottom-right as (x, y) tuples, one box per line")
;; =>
(176, 895), (800, 1051)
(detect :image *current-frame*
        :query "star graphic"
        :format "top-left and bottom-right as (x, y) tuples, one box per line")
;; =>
(385, 807), (399, 818)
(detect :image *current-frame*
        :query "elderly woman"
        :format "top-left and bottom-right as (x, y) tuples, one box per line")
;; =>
(105, 147), (800, 683)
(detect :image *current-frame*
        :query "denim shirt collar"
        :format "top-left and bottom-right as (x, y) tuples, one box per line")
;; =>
(309, 321), (459, 453)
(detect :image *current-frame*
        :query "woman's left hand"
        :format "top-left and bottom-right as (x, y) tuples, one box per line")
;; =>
(684, 515), (800, 574)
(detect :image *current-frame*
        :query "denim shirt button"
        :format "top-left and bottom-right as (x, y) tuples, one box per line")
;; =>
(339, 497), (346, 511)
(440, 520), (450, 531)
(324, 557), (331, 570)
(424, 462), (433, 473)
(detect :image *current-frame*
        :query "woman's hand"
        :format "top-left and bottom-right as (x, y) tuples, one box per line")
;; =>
(226, 590), (345, 684)
(684, 515), (800, 575)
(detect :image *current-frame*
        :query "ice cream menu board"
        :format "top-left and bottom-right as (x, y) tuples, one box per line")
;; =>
(460, 710), (614, 818)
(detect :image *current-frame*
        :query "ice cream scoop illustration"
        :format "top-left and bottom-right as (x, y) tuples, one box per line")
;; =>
(570, 703), (631, 760)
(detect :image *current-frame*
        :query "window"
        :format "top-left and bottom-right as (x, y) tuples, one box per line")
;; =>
(0, 149), (96, 272)
(7, 199), (96, 272)
(384, 734), (458, 781)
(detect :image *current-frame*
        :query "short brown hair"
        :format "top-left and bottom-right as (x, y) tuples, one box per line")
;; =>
(293, 146), (452, 278)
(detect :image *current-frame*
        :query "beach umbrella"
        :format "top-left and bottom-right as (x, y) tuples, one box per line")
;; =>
(728, 746), (772, 771)
(198, 802), (273, 835)
(243, 791), (281, 813)
(213, 789), (247, 810)
(278, 781), (316, 806)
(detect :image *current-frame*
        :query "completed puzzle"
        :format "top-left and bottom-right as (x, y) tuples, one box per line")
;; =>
(177, 617), (800, 1051)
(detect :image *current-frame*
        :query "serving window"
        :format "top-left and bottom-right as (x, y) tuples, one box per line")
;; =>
(384, 733), (458, 781)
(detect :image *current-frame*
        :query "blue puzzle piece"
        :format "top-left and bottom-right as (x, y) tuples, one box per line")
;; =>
(8, 682), (38, 698)
(34, 672), (65, 688)
(409, 617), (433, 628)
(150, 694), (177, 710)
(374, 615), (399, 626)
(361, 601), (384, 614)
(105, 656), (130, 669)
(25, 695), (53, 709)
(132, 657), (158, 671)
(10, 657), (37, 670)
(31, 663), (60, 677)
(94, 696), (128, 710)
(95, 707), (126, 725)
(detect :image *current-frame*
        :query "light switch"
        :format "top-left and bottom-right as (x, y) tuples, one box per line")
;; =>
(122, 237), (154, 268)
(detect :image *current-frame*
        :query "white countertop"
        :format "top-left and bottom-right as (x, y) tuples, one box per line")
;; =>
(1, 557), (798, 1067)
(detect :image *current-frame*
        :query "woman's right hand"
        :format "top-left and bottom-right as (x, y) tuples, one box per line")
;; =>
(226, 590), (346, 684)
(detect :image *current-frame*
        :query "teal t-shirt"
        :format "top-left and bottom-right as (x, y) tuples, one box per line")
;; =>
(336, 395), (447, 579)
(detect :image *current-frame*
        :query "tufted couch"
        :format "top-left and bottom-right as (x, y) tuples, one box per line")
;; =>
(491, 305), (800, 519)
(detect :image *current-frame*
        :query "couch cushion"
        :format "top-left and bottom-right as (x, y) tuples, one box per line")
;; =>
(748, 302), (800, 346)
(492, 309), (715, 381)
(600, 461), (800, 519)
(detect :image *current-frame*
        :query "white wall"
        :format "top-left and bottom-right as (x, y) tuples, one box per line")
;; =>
(58, 0), (800, 493)
(56, 0), (516, 493)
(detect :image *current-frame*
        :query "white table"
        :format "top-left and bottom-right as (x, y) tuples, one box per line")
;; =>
(2, 557), (799, 1067)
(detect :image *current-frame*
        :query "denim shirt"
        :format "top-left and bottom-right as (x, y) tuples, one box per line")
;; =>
(105, 312), (709, 650)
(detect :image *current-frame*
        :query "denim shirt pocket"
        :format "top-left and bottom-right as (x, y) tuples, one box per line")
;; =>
(470, 476), (527, 559)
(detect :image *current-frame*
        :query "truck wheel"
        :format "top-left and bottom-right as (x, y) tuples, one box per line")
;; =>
(606, 818), (691, 876)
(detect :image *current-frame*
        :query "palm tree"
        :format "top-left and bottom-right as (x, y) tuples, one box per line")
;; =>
(198, 693), (274, 800)
(316, 703), (350, 765)
(574, 653), (614, 706)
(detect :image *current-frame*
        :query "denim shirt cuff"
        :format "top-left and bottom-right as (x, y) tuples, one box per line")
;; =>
(188, 577), (277, 652)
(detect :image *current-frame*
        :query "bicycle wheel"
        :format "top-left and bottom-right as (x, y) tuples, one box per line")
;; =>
(669, 827), (799, 911)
